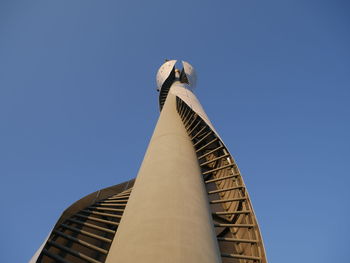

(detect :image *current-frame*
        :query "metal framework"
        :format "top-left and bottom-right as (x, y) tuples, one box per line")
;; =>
(34, 181), (134, 263)
(32, 61), (267, 263)
(176, 97), (267, 262)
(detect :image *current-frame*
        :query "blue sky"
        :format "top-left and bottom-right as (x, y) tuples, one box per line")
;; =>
(1, 0), (349, 262)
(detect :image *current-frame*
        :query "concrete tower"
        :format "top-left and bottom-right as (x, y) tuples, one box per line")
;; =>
(31, 61), (267, 263)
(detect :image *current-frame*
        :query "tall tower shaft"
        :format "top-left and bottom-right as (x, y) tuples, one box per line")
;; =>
(106, 84), (221, 263)
(32, 61), (267, 263)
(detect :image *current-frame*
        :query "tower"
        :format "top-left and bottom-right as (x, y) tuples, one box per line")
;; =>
(31, 60), (267, 263)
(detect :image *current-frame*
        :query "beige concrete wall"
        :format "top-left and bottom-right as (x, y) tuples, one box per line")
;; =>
(106, 91), (221, 263)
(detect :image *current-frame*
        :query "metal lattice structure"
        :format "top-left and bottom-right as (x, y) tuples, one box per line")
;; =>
(35, 181), (134, 263)
(32, 60), (267, 263)
(177, 98), (267, 262)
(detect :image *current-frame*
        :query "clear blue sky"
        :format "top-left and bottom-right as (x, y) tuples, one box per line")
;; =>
(1, 1), (349, 262)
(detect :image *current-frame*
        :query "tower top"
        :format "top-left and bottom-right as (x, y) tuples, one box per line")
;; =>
(156, 60), (197, 92)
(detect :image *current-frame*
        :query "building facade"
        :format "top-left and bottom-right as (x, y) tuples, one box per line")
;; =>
(31, 60), (267, 263)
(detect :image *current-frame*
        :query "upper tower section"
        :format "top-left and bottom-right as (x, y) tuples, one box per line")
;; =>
(156, 60), (197, 111)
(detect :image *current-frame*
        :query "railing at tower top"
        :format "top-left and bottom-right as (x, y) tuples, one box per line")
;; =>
(176, 97), (267, 263)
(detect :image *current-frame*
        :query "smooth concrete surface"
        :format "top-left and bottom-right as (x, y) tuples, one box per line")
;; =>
(106, 91), (221, 263)
(29, 231), (52, 263)
(170, 82), (228, 155)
